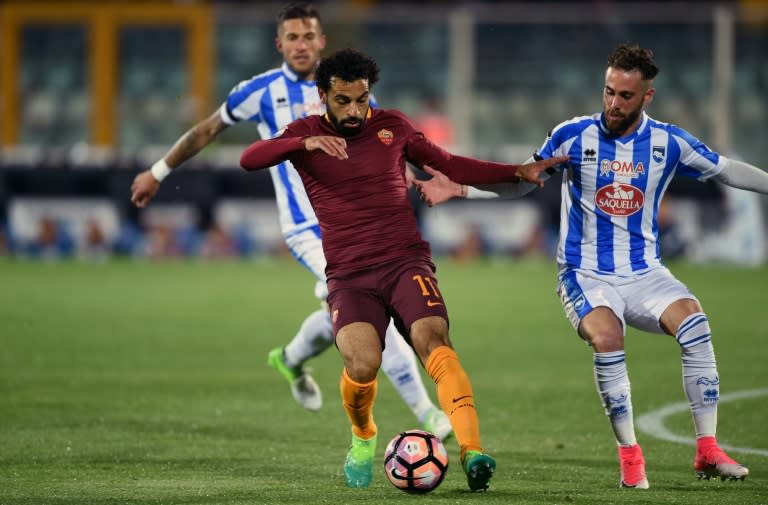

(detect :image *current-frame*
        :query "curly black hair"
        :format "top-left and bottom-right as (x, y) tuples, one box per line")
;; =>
(608, 43), (659, 80)
(315, 48), (380, 92)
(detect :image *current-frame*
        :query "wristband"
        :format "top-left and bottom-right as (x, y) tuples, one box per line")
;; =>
(150, 159), (172, 182)
(466, 185), (500, 199)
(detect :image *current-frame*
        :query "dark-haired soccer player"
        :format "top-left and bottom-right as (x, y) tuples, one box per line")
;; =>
(415, 42), (765, 489)
(129, 3), (454, 440)
(240, 48), (567, 490)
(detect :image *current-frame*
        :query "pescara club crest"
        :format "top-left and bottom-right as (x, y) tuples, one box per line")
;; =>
(378, 128), (394, 146)
(652, 145), (666, 163)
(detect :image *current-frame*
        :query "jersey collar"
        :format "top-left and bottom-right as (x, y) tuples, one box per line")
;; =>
(281, 62), (315, 84)
(599, 111), (649, 142)
(323, 107), (373, 125)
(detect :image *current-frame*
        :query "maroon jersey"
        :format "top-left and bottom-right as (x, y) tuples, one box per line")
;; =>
(240, 108), (520, 278)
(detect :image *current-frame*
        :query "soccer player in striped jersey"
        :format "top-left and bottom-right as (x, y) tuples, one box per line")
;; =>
(129, 3), (452, 439)
(415, 43), (768, 488)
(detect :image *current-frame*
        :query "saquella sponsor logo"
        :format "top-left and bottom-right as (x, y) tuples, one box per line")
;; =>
(595, 182), (644, 217)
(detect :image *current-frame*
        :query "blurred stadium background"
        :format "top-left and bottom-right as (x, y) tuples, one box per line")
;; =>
(1, 0), (766, 264)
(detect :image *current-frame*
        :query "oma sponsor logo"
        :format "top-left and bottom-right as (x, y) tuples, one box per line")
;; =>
(600, 159), (645, 177)
(294, 101), (325, 118)
(595, 182), (644, 217)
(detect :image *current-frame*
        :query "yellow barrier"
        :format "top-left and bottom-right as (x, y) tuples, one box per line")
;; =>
(0, 1), (212, 146)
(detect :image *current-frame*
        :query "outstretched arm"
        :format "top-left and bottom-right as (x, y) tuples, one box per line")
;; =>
(414, 157), (559, 207)
(240, 135), (349, 170)
(713, 158), (768, 194)
(406, 134), (567, 186)
(131, 110), (228, 208)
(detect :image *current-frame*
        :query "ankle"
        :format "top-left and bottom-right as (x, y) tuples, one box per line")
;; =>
(460, 447), (483, 462)
(696, 435), (718, 453)
(352, 432), (377, 444)
(619, 444), (643, 456)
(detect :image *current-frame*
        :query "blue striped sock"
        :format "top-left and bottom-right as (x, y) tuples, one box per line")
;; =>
(594, 351), (636, 446)
(677, 312), (718, 437)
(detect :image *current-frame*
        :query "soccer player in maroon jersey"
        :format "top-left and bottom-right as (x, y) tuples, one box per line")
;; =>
(131, 1), (455, 442)
(240, 48), (566, 491)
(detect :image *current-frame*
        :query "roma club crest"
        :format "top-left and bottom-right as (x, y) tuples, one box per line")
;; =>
(378, 129), (394, 146)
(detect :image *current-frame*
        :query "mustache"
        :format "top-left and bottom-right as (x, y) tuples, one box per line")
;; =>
(608, 109), (625, 118)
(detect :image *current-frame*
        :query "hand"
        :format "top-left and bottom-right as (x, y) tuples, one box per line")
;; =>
(130, 170), (161, 208)
(303, 136), (348, 160)
(515, 155), (570, 187)
(412, 164), (463, 207)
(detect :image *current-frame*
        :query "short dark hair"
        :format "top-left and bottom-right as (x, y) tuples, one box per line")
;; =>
(316, 48), (380, 91)
(277, 2), (321, 26)
(607, 43), (659, 80)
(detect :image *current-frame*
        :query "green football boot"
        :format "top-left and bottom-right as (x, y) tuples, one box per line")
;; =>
(344, 433), (377, 488)
(267, 347), (322, 411)
(462, 450), (496, 492)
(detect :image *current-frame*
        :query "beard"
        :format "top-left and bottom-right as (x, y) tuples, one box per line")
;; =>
(328, 110), (365, 137)
(604, 105), (642, 136)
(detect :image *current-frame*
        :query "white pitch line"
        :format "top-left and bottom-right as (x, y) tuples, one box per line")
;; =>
(636, 388), (768, 457)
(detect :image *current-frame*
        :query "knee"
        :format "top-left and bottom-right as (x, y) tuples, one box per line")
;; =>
(676, 298), (703, 314)
(411, 322), (451, 363)
(585, 331), (624, 353)
(344, 352), (382, 383)
(337, 323), (383, 382)
(661, 299), (705, 336)
(674, 312), (712, 349)
(579, 308), (624, 352)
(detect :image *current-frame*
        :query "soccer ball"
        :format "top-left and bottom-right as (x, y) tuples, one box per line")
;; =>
(383, 429), (449, 493)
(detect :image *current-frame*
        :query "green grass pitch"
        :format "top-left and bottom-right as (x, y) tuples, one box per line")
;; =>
(1, 257), (766, 504)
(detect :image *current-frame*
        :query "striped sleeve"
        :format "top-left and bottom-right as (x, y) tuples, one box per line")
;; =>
(221, 70), (281, 125)
(537, 115), (595, 160)
(668, 125), (725, 181)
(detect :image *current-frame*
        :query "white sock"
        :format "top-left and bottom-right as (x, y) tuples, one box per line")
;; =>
(676, 312), (718, 437)
(594, 351), (637, 447)
(283, 309), (334, 368)
(381, 320), (435, 422)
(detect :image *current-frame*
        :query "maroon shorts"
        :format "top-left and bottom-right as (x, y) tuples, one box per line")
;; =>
(327, 257), (449, 345)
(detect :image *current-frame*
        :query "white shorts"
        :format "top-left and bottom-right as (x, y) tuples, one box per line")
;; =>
(557, 266), (698, 335)
(284, 226), (328, 300)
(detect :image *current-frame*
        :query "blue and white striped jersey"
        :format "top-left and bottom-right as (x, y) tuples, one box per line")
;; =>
(220, 62), (326, 238)
(537, 111), (725, 275)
